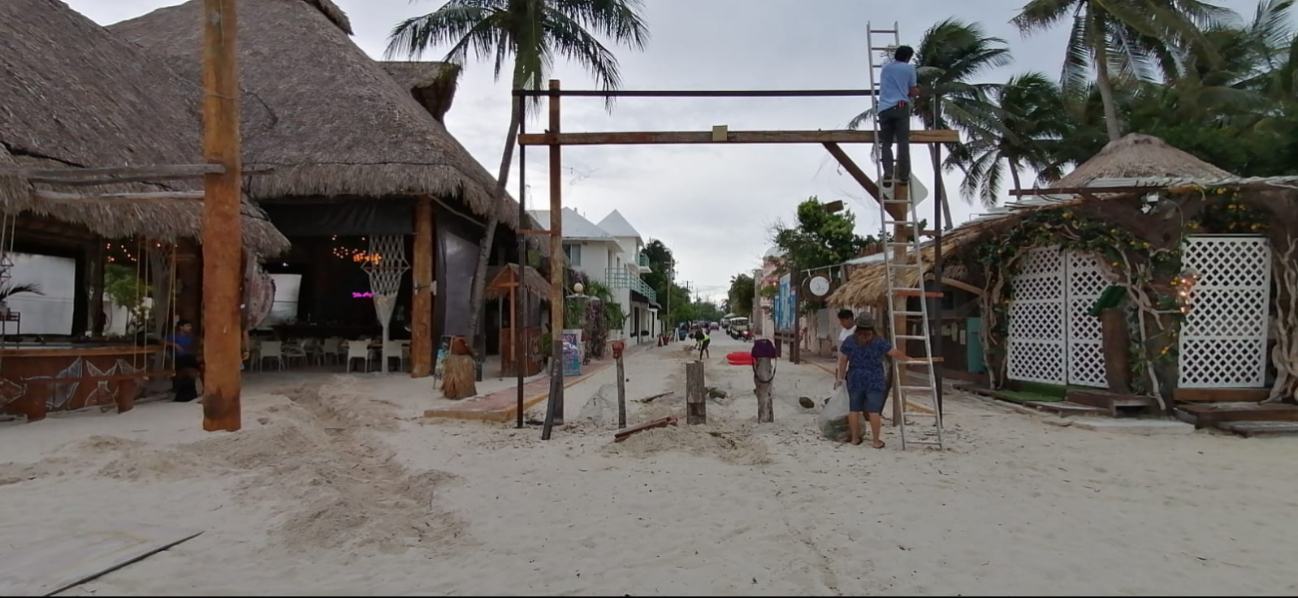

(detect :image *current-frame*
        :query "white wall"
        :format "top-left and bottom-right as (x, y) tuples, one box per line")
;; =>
(6, 252), (76, 335)
(568, 241), (612, 283)
(611, 236), (640, 274)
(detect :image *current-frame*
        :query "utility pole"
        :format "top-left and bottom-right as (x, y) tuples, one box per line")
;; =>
(201, 0), (243, 432)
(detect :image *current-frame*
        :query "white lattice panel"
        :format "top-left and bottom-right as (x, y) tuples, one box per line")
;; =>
(1179, 236), (1271, 388)
(1066, 252), (1110, 388)
(1008, 247), (1066, 385)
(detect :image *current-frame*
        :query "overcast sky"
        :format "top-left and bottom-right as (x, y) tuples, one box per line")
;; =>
(72, 0), (1263, 302)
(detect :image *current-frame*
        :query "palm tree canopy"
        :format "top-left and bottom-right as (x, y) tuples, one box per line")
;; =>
(386, 0), (649, 110)
(958, 72), (1070, 205)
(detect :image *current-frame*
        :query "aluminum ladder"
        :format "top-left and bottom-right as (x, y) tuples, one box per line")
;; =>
(867, 21), (944, 450)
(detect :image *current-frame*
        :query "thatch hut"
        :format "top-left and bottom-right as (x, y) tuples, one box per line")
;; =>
(0, 0), (289, 338)
(112, 0), (549, 375)
(832, 133), (1297, 423)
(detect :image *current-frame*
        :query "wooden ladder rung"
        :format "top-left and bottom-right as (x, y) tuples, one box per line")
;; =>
(893, 289), (944, 298)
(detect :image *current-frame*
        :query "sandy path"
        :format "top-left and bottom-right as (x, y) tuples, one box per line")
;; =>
(1, 335), (1296, 595)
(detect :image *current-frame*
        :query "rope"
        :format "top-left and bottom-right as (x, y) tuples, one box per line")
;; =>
(362, 235), (410, 368)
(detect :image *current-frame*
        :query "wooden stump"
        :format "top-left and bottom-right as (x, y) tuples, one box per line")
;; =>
(686, 360), (706, 425)
(616, 355), (627, 429)
(442, 354), (478, 400)
(754, 357), (774, 423)
(1101, 307), (1131, 392)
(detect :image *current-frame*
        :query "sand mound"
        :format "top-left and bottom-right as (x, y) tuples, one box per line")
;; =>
(9, 383), (461, 553)
(605, 415), (772, 466)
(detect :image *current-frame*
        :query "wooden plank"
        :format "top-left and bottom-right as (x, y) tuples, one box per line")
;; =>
(200, 0), (243, 432)
(1176, 402), (1298, 427)
(542, 79), (565, 438)
(893, 289), (944, 298)
(822, 142), (884, 208)
(519, 129), (960, 146)
(1173, 388), (1270, 403)
(0, 522), (202, 596)
(1218, 421), (1298, 437)
(33, 190), (207, 202)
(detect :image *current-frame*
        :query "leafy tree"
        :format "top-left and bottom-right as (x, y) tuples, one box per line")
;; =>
(770, 197), (872, 277)
(386, 0), (649, 351)
(104, 264), (151, 334)
(726, 273), (756, 318)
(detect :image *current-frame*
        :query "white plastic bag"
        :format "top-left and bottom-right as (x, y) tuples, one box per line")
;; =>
(817, 386), (851, 442)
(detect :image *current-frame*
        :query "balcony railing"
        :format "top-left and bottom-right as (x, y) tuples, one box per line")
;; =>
(605, 268), (657, 303)
(637, 253), (651, 268)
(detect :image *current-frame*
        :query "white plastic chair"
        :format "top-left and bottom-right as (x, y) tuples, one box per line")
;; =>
(345, 341), (373, 373)
(385, 341), (408, 373)
(259, 341), (284, 371)
(282, 339), (309, 368)
(321, 337), (342, 365)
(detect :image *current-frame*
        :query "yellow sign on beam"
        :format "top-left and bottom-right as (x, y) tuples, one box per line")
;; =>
(712, 125), (728, 142)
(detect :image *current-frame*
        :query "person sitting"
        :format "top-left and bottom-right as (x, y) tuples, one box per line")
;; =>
(164, 319), (201, 403)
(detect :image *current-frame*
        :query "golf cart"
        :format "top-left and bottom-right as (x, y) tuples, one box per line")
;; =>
(727, 317), (750, 340)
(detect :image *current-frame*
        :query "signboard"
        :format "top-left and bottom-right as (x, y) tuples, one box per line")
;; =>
(562, 331), (582, 377)
(774, 273), (795, 332)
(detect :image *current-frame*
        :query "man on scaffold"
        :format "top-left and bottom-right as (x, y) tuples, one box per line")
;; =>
(878, 45), (920, 190)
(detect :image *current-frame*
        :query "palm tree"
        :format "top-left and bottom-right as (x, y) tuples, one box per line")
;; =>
(386, 0), (649, 354)
(958, 72), (1070, 205)
(1012, 0), (1235, 142)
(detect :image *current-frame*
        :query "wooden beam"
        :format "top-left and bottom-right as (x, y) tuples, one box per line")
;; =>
(517, 229), (555, 236)
(200, 0), (243, 433)
(1008, 186), (1149, 197)
(0, 164), (223, 180)
(543, 79), (566, 435)
(410, 197), (434, 378)
(33, 190), (207, 202)
(939, 277), (984, 297)
(822, 142), (880, 201)
(519, 129), (959, 147)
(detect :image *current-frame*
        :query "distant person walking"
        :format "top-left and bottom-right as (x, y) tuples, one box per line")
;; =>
(164, 319), (200, 403)
(878, 45), (920, 189)
(695, 327), (711, 360)
(834, 313), (912, 448)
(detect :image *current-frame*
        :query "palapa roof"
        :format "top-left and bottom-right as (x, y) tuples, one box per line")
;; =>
(1052, 133), (1233, 189)
(382, 62), (461, 123)
(485, 264), (553, 300)
(110, 0), (539, 237)
(828, 231), (977, 308)
(0, 0), (288, 256)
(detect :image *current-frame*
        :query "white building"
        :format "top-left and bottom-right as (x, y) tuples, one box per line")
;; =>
(529, 208), (661, 343)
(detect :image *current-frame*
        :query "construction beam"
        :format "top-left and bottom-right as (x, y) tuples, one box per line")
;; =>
(821, 142), (915, 223)
(33, 190), (207, 202)
(519, 129), (959, 147)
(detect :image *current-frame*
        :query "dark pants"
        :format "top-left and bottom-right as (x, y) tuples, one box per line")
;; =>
(173, 354), (200, 403)
(879, 104), (911, 184)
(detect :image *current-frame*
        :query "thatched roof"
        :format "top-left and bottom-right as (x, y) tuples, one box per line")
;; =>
(110, 0), (537, 236)
(383, 62), (461, 123)
(0, 0), (288, 256)
(485, 264), (553, 301)
(1053, 133), (1234, 189)
(828, 231), (978, 308)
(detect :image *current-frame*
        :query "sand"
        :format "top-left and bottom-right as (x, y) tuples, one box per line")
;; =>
(1, 335), (1297, 595)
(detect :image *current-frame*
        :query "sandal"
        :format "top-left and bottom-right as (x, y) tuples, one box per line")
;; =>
(872, 441), (886, 449)
(850, 439), (864, 446)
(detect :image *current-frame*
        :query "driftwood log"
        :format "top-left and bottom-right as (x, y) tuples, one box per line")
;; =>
(686, 360), (706, 425)
(442, 354), (477, 399)
(613, 416), (678, 442)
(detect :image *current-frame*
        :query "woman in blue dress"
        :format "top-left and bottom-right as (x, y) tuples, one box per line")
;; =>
(834, 312), (913, 448)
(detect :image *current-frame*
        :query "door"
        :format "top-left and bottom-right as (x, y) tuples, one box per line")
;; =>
(1007, 247), (1108, 387)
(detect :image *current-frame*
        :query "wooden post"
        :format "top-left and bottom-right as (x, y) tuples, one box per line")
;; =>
(516, 99), (527, 429)
(200, 0), (243, 432)
(411, 197), (434, 378)
(616, 353), (627, 428)
(88, 242), (105, 336)
(542, 79), (565, 438)
(755, 357), (774, 423)
(686, 360), (706, 424)
(1101, 307), (1131, 392)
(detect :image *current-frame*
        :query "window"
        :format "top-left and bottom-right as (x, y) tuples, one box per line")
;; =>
(263, 274), (302, 328)
(563, 243), (582, 267)
(5, 252), (76, 335)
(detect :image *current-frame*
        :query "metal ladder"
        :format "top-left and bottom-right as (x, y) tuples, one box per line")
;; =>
(867, 22), (944, 450)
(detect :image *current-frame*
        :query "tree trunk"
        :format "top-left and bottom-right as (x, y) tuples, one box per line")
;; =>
(686, 360), (706, 425)
(464, 89), (524, 360)
(754, 357), (774, 423)
(1093, 26), (1124, 142)
(1009, 162), (1023, 196)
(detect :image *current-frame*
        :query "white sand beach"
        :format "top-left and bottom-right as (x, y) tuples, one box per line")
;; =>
(2, 335), (1296, 596)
